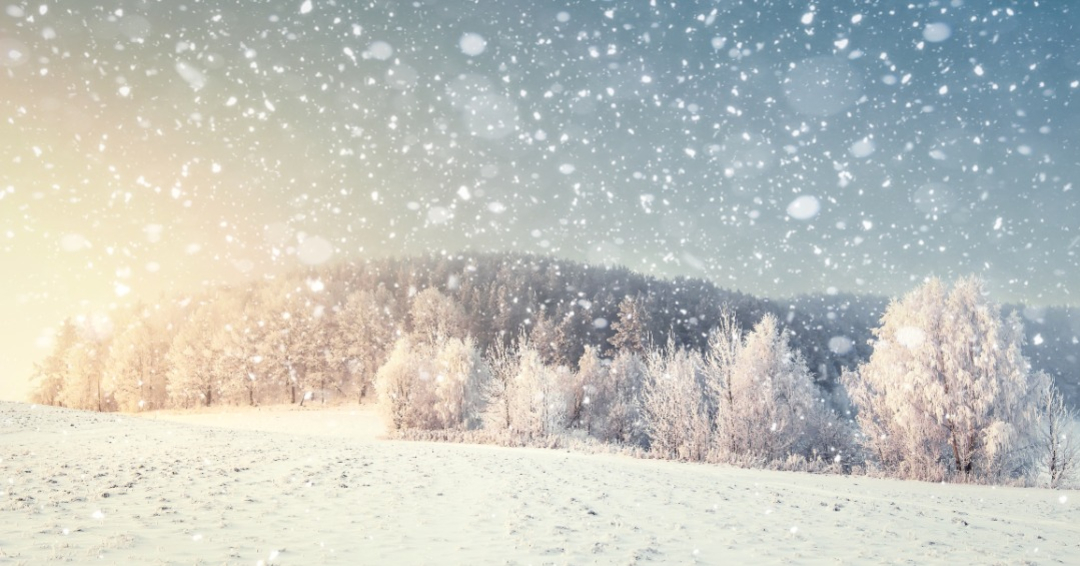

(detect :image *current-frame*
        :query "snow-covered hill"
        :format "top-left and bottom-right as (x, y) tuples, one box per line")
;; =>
(2, 402), (1076, 564)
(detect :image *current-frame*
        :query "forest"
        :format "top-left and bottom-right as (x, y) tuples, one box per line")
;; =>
(28, 252), (1080, 486)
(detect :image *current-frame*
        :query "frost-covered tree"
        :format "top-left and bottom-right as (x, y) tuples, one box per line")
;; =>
(375, 337), (435, 431)
(1029, 377), (1080, 488)
(212, 293), (269, 407)
(527, 311), (561, 366)
(641, 342), (710, 461)
(409, 287), (468, 347)
(724, 313), (821, 463)
(59, 342), (109, 411)
(509, 342), (564, 437)
(702, 307), (743, 457)
(574, 345), (607, 435)
(56, 315), (116, 412)
(433, 336), (490, 430)
(600, 349), (646, 444)
(295, 301), (337, 405)
(256, 287), (315, 404)
(166, 302), (226, 408)
(482, 337), (519, 430)
(609, 295), (652, 355)
(29, 318), (78, 407)
(578, 347), (647, 444)
(554, 353), (589, 430)
(107, 305), (172, 411)
(335, 289), (397, 402)
(843, 277), (1041, 481)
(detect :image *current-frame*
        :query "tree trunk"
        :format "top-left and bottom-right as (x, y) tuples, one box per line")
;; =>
(947, 421), (964, 476)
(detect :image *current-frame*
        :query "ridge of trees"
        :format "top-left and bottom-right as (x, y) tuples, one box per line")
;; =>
(27, 253), (1080, 486)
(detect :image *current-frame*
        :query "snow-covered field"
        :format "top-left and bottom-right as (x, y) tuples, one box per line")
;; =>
(2, 402), (1077, 565)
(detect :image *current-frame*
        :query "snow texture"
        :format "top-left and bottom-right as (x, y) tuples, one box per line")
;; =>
(1, 402), (1077, 564)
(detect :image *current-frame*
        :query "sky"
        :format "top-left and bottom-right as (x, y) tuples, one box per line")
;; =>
(2, 0), (1078, 401)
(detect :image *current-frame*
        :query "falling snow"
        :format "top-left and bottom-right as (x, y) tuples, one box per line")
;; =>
(1, 0), (1078, 422)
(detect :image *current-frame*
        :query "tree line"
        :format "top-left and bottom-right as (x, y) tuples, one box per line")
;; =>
(28, 253), (1080, 486)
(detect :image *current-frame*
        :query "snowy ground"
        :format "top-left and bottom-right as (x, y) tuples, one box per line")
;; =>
(2, 402), (1077, 565)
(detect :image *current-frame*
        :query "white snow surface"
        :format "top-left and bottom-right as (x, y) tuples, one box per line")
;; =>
(2, 402), (1077, 564)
